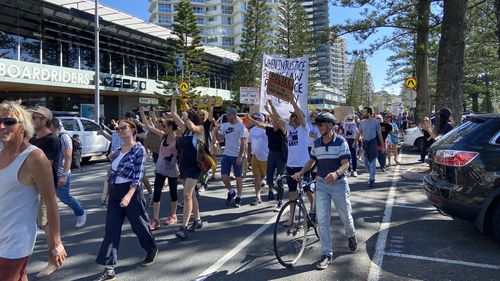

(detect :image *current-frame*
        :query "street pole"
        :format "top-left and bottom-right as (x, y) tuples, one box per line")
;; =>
(94, 0), (100, 123)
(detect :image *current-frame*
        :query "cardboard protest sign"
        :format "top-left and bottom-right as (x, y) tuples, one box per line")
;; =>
(191, 96), (223, 108)
(333, 106), (354, 122)
(260, 54), (309, 118)
(266, 72), (294, 102)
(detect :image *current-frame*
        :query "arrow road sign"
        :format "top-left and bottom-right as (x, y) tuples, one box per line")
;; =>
(404, 77), (417, 89)
(179, 81), (190, 92)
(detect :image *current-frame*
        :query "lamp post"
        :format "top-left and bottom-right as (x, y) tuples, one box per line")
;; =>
(94, 0), (100, 123)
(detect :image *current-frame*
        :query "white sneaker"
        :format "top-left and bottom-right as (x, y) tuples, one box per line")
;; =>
(352, 171), (358, 177)
(36, 227), (45, 236)
(76, 210), (87, 228)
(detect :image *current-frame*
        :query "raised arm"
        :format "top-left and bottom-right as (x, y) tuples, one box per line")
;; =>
(291, 99), (306, 128)
(268, 100), (286, 133)
(208, 104), (214, 122)
(170, 95), (186, 132)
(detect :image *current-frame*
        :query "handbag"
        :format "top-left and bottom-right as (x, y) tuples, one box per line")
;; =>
(196, 139), (217, 173)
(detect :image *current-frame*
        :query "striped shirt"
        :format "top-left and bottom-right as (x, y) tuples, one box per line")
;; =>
(108, 143), (146, 188)
(310, 134), (351, 178)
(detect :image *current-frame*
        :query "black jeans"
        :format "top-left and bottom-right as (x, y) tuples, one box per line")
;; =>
(153, 173), (178, 202)
(96, 182), (157, 266)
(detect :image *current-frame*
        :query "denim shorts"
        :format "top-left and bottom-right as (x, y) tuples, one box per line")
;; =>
(221, 155), (242, 177)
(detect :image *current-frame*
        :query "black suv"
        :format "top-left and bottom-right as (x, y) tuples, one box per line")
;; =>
(423, 114), (500, 241)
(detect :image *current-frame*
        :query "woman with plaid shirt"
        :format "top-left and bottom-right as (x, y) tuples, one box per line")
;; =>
(95, 119), (158, 281)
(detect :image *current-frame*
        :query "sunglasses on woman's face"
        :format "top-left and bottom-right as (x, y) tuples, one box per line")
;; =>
(0, 117), (18, 126)
(115, 125), (129, 132)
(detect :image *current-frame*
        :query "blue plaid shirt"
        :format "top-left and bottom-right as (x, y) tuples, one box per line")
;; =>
(108, 143), (146, 188)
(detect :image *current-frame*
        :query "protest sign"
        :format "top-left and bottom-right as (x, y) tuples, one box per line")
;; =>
(240, 87), (260, 104)
(191, 96), (223, 108)
(334, 106), (354, 121)
(267, 72), (294, 102)
(260, 54), (309, 118)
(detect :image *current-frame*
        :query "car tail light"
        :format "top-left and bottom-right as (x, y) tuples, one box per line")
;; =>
(433, 150), (479, 167)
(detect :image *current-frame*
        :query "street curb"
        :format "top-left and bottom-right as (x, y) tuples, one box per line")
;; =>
(401, 166), (430, 181)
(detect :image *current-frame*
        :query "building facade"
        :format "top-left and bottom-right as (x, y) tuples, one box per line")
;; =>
(0, 0), (236, 122)
(330, 36), (348, 90)
(309, 83), (346, 110)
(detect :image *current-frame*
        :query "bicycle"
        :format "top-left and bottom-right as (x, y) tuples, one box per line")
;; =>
(273, 175), (320, 268)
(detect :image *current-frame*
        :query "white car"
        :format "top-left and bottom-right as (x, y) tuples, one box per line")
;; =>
(56, 116), (111, 163)
(403, 127), (425, 151)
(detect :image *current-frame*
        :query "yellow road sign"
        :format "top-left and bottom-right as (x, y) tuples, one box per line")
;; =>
(180, 92), (188, 100)
(405, 77), (417, 89)
(179, 81), (190, 92)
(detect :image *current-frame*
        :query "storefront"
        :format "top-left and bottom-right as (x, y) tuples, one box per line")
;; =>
(0, 0), (236, 122)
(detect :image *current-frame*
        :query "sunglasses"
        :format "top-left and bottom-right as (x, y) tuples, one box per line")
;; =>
(0, 117), (18, 126)
(376, 117), (382, 120)
(115, 125), (129, 132)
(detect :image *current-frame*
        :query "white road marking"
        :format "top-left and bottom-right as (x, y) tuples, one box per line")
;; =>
(367, 156), (401, 281)
(384, 252), (500, 270)
(196, 213), (278, 281)
(393, 204), (436, 211)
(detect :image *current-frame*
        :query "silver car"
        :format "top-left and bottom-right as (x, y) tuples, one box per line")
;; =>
(55, 116), (111, 163)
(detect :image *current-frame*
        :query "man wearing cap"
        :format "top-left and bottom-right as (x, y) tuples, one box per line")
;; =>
(216, 108), (248, 207)
(50, 118), (87, 228)
(247, 112), (269, 206)
(29, 106), (63, 278)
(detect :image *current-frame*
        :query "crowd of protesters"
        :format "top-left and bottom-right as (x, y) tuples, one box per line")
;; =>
(0, 95), (458, 280)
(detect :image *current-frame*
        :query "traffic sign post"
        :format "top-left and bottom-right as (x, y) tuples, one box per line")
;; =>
(179, 81), (190, 92)
(404, 77), (417, 89)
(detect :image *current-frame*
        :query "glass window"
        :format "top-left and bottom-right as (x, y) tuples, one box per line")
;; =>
(208, 17), (215, 22)
(137, 59), (147, 78)
(158, 64), (167, 78)
(148, 62), (157, 80)
(42, 39), (60, 66)
(158, 3), (171, 13)
(222, 17), (232, 25)
(207, 37), (217, 43)
(80, 46), (95, 71)
(197, 18), (205, 24)
(110, 53), (123, 75)
(221, 6), (233, 14)
(81, 119), (100, 131)
(60, 119), (80, 131)
(0, 33), (19, 60)
(20, 36), (40, 63)
(124, 56), (135, 76)
(222, 37), (234, 46)
(240, 2), (247, 10)
(61, 42), (79, 69)
(100, 51), (110, 73)
(158, 15), (172, 24)
(193, 7), (204, 13)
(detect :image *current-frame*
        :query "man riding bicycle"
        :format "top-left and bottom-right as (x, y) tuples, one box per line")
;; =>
(292, 112), (357, 270)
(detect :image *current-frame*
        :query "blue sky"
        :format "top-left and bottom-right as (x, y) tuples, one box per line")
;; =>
(100, 0), (398, 93)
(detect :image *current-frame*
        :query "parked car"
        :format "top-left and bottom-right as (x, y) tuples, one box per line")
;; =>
(423, 114), (500, 241)
(55, 116), (111, 163)
(403, 127), (426, 151)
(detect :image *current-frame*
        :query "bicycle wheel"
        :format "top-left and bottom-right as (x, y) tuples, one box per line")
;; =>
(273, 200), (308, 268)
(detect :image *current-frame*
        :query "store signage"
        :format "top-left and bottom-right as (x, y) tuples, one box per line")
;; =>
(139, 97), (159, 105)
(0, 60), (91, 85)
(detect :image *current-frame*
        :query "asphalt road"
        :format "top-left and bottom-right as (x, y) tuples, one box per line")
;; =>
(27, 148), (500, 281)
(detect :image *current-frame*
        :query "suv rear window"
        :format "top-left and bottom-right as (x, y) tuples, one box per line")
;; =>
(434, 118), (500, 147)
(433, 121), (481, 147)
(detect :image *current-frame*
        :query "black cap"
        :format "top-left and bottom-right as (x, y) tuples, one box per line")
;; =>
(438, 108), (451, 119)
(123, 112), (135, 119)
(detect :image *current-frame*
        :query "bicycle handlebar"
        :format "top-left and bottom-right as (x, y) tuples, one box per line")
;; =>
(276, 175), (315, 192)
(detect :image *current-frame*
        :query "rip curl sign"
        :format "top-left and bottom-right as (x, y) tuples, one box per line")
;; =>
(260, 54), (309, 119)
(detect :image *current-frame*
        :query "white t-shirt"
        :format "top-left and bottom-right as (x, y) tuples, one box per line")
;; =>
(221, 121), (247, 157)
(286, 124), (310, 167)
(111, 152), (129, 184)
(307, 124), (320, 147)
(249, 127), (269, 161)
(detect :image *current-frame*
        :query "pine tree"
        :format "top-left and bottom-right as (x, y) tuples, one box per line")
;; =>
(163, 0), (208, 93)
(345, 59), (374, 107)
(231, 0), (271, 90)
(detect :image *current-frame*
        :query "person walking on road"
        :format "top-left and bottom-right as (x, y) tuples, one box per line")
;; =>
(292, 112), (357, 270)
(385, 114), (401, 166)
(170, 98), (205, 239)
(247, 112), (269, 206)
(343, 115), (358, 177)
(215, 108), (248, 208)
(0, 101), (66, 281)
(139, 107), (180, 230)
(29, 106), (63, 278)
(355, 107), (385, 188)
(375, 114), (391, 171)
(50, 118), (87, 228)
(95, 119), (158, 281)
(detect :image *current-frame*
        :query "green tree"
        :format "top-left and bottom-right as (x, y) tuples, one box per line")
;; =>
(163, 0), (208, 93)
(231, 0), (271, 104)
(345, 58), (374, 107)
(435, 0), (468, 126)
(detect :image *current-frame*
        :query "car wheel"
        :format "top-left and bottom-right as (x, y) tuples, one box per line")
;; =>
(81, 156), (92, 164)
(414, 137), (425, 152)
(492, 204), (500, 242)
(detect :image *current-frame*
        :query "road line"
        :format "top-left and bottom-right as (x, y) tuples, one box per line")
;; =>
(384, 252), (500, 270)
(196, 213), (278, 281)
(366, 153), (401, 281)
(393, 204), (436, 211)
